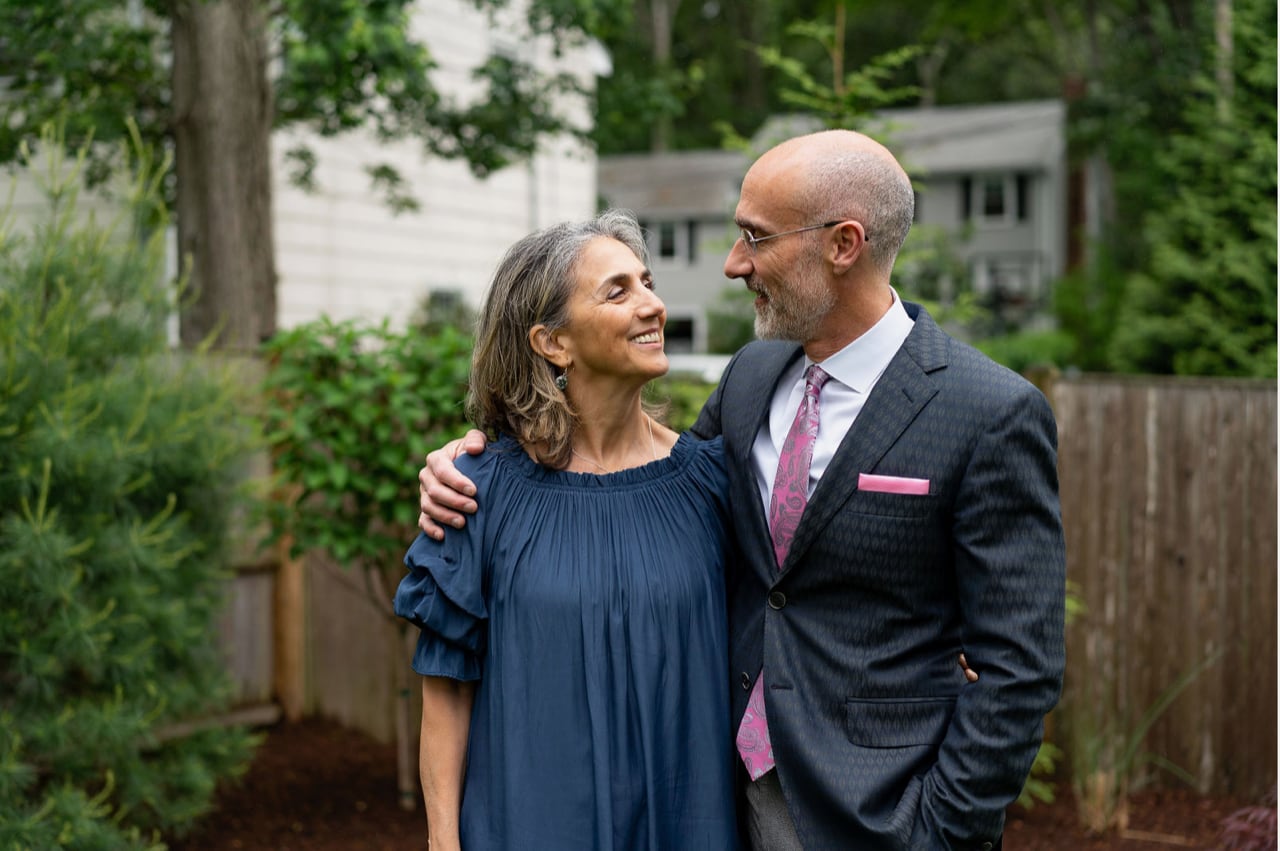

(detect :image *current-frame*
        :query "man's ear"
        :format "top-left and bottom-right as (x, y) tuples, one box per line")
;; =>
(830, 220), (869, 275)
(529, 324), (571, 368)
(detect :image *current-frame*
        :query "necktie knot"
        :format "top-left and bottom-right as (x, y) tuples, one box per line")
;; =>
(804, 364), (830, 397)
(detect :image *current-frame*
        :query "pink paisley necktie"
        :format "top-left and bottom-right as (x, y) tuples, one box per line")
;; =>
(736, 363), (830, 780)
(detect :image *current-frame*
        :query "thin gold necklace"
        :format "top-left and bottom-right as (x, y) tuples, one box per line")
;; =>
(571, 415), (657, 473)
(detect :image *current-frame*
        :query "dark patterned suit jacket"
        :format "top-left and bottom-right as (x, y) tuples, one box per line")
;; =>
(691, 302), (1066, 851)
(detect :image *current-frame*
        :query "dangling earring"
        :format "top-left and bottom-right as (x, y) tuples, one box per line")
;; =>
(555, 364), (571, 391)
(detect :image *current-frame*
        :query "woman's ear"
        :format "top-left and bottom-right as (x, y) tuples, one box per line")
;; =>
(529, 324), (571, 368)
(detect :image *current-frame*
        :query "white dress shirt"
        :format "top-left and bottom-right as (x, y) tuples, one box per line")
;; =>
(752, 290), (916, 514)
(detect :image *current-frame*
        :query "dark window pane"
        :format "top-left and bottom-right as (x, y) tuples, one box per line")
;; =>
(686, 220), (698, 264)
(983, 177), (1005, 218)
(659, 222), (677, 258)
(1016, 174), (1030, 221)
(960, 177), (971, 220)
(664, 317), (695, 353)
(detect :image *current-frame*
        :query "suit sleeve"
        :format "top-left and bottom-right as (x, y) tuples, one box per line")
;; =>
(914, 384), (1067, 847)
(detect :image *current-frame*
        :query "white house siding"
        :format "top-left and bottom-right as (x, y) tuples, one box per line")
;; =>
(274, 0), (599, 331)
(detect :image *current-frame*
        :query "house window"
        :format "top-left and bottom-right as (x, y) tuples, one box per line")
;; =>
(642, 219), (698, 265)
(981, 178), (1006, 219)
(971, 253), (1045, 302)
(663, 316), (696, 353)
(658, 222), (678, 259)
(965, 173), (1031, 226)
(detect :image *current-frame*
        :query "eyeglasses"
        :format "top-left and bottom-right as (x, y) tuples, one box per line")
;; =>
(738, 220), (865, 254)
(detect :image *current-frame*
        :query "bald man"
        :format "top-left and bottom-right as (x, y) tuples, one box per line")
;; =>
(418, 131), (1066, 850)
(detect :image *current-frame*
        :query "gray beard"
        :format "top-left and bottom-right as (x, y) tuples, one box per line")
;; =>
(753, 287), (835, 343)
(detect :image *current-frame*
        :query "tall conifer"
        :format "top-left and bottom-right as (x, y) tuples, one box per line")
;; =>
(0, 132), (257, 847)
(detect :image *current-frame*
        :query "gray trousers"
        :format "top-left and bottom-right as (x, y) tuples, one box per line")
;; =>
(744, 769), (804, 851)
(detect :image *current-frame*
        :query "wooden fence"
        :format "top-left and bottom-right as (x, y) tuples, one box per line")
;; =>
(1052, 374), (1277, 798)
(216, 550), (410, 744)
(213, 374), (1278, 796)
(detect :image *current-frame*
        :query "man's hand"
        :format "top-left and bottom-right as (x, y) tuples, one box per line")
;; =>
(958, 653), (979, 683)
(417, 429), (488, 539)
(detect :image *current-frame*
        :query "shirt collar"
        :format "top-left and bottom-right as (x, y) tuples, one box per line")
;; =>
(808, 289), (914, 394)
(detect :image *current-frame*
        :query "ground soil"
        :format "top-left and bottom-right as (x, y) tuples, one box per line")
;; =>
(168, 717), (1258, 850)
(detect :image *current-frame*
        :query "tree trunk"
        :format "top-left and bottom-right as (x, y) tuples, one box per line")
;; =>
(917, 40), (950, 108)
(647, 0), (681, 152)
(1214, 0), (1233, 121)
(171, 0), (277, 351)
(1080, 0), (1114, 266)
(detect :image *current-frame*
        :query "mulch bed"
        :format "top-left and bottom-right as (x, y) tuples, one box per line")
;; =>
(168, 717), (1262, 850)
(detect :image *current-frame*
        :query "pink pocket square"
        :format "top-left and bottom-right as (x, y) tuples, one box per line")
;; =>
(858, 473), (930, 495)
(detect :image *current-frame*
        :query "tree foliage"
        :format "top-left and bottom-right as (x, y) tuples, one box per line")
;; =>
(0, 0), (589, 198)
(0, 0), (603, 348)
(0, 131), (257, 848)
(598, 0), (1277, 378)
(1109, 0), (1277, 377)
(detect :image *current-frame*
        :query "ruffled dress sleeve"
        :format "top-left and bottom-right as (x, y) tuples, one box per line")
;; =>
(393, 451), (495, 681)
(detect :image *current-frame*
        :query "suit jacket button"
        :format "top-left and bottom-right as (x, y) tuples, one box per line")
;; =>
(768, 591), (787, 610)
(740, 672), (751, 690)
(980, 843), (993, 851)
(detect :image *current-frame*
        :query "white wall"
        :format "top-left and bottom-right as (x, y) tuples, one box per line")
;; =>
(273, 0), (600, 330)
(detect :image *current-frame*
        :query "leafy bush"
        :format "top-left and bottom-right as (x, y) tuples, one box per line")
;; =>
(0, 134), (257, 847)
(976, 329), (1077, 374)
(705, 287), (757, 355)
(1220, 786), (1278, 850)
(646, 375), (718, 433)
(261, 317), (473, 568)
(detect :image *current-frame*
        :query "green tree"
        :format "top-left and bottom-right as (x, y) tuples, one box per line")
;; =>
(1109, 0), (1277, 377)
(593, 1), (767, 154)
(0, 0), (598, 349)
(0, 132), (257, 847)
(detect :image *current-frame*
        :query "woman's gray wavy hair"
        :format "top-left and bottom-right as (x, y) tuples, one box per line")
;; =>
(467, 209), (649, 469)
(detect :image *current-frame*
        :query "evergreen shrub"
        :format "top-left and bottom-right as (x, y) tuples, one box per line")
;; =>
(0, 137), (257, 848)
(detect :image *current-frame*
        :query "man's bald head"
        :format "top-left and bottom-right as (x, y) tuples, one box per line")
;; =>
(750, 130), (915, 273)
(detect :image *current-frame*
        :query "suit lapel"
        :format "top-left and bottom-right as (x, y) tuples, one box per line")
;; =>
(781, 305), (948, 573)
(726, 343), (803, 583)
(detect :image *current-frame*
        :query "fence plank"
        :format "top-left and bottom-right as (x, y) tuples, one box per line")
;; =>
(216, 568), (275, 705)
(1053, 376), (1277, 799)
(306, 554), (401, 743)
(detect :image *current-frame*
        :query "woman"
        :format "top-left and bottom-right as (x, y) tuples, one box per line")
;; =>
(393, 211), (740, 850)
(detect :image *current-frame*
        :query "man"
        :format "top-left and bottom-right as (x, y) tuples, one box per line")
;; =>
(417, 130), (1065, 850)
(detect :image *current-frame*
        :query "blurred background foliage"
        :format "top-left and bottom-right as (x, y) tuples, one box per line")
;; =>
(592, 0), (1276, 378)
(0, 0), (1270, 371)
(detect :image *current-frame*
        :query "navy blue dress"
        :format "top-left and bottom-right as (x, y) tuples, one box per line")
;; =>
(394, 433), (739, 851)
